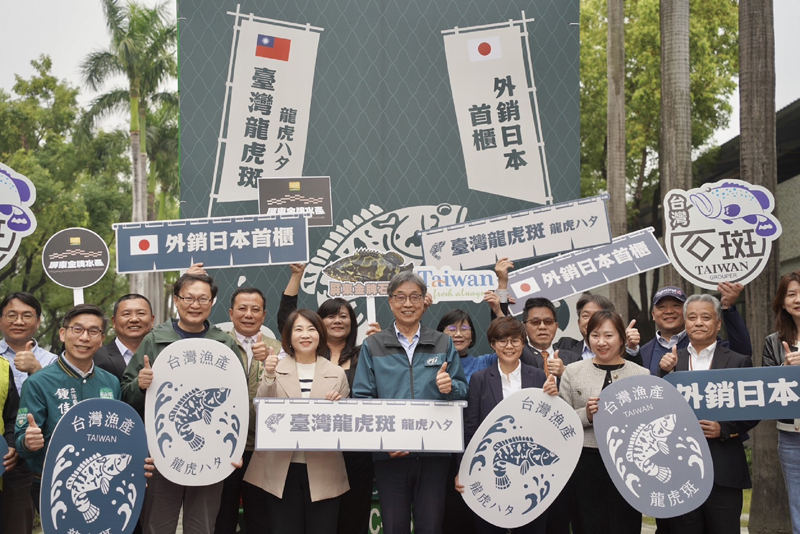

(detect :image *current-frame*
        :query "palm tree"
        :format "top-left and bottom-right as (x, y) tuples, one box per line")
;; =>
(80, 0), (176, 301)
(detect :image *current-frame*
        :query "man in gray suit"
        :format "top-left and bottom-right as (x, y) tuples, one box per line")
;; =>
(93, 294), (154, 381)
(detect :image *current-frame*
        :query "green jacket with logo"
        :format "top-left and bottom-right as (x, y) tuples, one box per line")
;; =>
(15, 355), (120, 474)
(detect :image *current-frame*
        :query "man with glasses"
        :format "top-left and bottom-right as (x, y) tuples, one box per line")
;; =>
(94, 294), (155, 382)
(121, 272), (242, 534)
(353, 271), (467, 534)
(14, 304), (120, 509)
(0, 292), (57, 534)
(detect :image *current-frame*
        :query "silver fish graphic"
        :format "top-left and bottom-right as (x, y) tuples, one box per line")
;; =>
(492, 436), (559, 490)
(689, 182), (778, 237)
(169, 387), (230, 451)
(625, 414), (675, 483)
(65, 452), (132, 522)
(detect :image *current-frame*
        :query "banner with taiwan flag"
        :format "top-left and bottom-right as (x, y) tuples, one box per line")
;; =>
(214, 18), (321, 203)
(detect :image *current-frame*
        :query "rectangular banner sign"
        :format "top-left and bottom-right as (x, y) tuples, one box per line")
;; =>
(663, 365), (800, 422)
(507, 227), (669, 315)
(114, 215), (308, 273)
(216, 19), (320, 203)
(254, 398), (467, 452)
(418, 195), (611, 270)
(415, 266), (497, 303)
(258, 176), (333, 227)
(444, 25), (549, 204)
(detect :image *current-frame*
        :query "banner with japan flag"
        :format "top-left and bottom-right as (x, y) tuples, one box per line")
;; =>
(443, 18), (553, 205)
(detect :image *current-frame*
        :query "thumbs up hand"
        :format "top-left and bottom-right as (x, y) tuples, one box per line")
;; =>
(626, 320), (640, 350)
(264, 347), (279, 378)
(252, 333), (268, 362)
(24, 413), (44, 452)
(546, 350), (565, 377)
(660, 346), (679, 373)
(543, 373), (559, 396)
(138, 355), (154, 390)
(14, 341), (41, 374)
(783, 341), (800, 366)
(436, 362), (452, 394)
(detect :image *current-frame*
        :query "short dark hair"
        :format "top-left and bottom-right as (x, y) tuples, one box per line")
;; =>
(230, 287), (266, 310)
(173, 273), (218, 299)
(436, 309), (476, 349)
(62, 304), (108, 332)
(487, 316), (526, 345)
(113, 294), (153, 317)
(317, 298), (358, 354)
(585, 310), (627, 358)
(774, 271), (800, 345)
(523, 298), (557, 323)
(0, 292), (42, 317)
(576, 292), (616, 314)
(281, 309), (328, 358)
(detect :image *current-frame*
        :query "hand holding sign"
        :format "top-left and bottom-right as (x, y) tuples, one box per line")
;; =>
(718, 281), (743, 309)
(24, 414), (44, 452)
(436, 362), (452, 394)
(546, 350), (565, 377)
(14, 341), (41, 374)
(264, 347), (278, 377)
(626, 320), (640, 350)
(324, 390), (343, 402)
(454, 474), (465, 494)
(660, 346), (679, 373)
(699, 420), (722, 439)
(365, 322), (381, 337)
(782, 341), (800, 366)
(542, 374), (558, 396)
(586, 396), (599, 423)
(483, 291), (504, 317)
(252, 333), (267, 362)
(3, 447), (18, 472)
(139, 355), (153, 389)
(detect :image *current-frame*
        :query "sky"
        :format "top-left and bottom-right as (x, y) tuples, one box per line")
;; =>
(0, 0), (797, 145)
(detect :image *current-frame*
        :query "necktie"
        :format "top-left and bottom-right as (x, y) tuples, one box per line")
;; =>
(541, 350), (550, 378)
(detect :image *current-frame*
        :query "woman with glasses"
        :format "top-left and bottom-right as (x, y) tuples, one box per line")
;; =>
(558, 310), (648, 534)
(455, 317), (557, 533)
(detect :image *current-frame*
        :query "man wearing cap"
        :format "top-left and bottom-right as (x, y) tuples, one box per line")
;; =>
(640, 282), (752, 375)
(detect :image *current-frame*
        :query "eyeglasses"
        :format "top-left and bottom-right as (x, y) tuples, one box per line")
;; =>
(445, 325), (471, 334)
(2, 312), (37, 323)
(390, 294), (423, 304)
(526, 318), (556, 327)
(66, 325), (104, 338)
(494, 338), (523, 347)
(175, 295), (212, 305)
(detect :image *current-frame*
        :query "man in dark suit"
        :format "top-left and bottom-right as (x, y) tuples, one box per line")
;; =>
(659, 294), (757, 533)
(93, 294), (154, 382)
(519, 298), (581, 377)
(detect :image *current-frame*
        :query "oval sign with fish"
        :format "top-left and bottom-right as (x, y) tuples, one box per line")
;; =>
(664, 178), (782, 290)
(40, 398), (147, 534)
(145, 338), (248, 486)
(594, 374), (713, 518)
(458, 389), (583, 529)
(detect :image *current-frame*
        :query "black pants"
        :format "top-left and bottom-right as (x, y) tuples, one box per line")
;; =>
(214, 450), (270, 534)
(1, 462), (33, 534)
(443, 454), (476, 534)
(668, 484), (743, 534)
(263, 463), (340, 534)
(337, 451), (374, 534)
(373, 455), (450, 534)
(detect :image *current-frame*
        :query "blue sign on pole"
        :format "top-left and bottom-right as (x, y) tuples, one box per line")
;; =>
(113, 214), (308, 273)
(662, 365), (800, 422)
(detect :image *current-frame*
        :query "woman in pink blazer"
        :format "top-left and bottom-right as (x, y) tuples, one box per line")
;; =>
(244, 309), (350, 534)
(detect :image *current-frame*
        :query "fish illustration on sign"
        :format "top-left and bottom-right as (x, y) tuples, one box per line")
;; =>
(0, 163), (37, 272)
(323, 249), (413, 282)
(625, 414), (675, 483)
(689, 182), (779, 237)
(492, 436), (560, 490)
(65, 452), (132, 522)
(169, 388), (231, 451)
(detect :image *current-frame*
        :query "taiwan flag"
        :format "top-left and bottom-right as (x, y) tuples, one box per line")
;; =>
(256, 34), (291, 62)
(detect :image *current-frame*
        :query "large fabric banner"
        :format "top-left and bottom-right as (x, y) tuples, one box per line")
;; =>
(444, 22), (549, 204)
(214, 16), (321, 204)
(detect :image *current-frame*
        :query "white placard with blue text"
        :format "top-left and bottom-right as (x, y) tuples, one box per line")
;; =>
(415, 265), (498, 303)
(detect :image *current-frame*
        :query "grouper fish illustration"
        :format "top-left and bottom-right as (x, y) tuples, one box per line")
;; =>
(492, 436), (559, 490)
(65, 453), (132, 522)
(689, 182), (779, 237)
(0, 167), (34, 233)
(169, 387), (230, 451)
(323, 249), (413, 282)
(625, 414), (676, 483)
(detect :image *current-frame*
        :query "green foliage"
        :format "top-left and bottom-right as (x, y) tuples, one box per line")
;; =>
(580, 0), (739, 226)
(0, 57), (132, 349)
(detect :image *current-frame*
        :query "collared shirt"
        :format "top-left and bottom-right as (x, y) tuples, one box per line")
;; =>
(581, 342), (594, 360)
(394, 323), (421, 364)
(657, 330), (687, 350)
(689, 341), (717, 371)
(235, 330), (255, 371)
(61, 352), (95, 379)
(499, 360), (522, 398)
(114, 337), (135, 367)
(0, 338), (58, 394)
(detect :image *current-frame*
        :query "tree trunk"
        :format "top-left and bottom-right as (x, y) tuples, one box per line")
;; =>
(739, 1), (788, 531)
(659, 0), (692, 293)
(607, 0), (628, 318)
(129, 113), (147, 296)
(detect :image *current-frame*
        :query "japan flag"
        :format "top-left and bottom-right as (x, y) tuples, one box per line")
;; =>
(130, 235), (159, 255)
(468, 36), (502, 62)
(510, 277), (541, 300)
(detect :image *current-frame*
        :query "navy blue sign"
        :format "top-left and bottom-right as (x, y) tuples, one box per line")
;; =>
(595, 375), (713, 518)
(113, 214), (308, 273)
(663, 365), (800, 422)
(41, 399), (147, 534)
(0, 438), (7, 477)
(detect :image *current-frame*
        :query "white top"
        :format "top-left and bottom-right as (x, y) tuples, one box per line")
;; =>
(114, 337), (135, 366)
(656, 330), (687, 350)
(689, 342), (717, 371)
(292, 361), (317, 464)
(498, 360), (522, 399)
(394, 323), (421, 364)
(235, 330), (255, 371)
